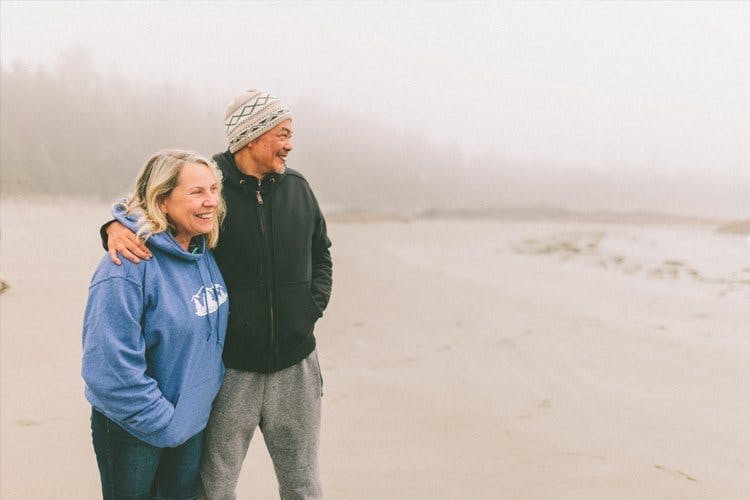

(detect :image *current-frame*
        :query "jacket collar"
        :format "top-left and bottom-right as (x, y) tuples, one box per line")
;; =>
(215, 150), (286, 187)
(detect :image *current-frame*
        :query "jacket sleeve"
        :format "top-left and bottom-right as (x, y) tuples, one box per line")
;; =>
(99, 220), (114, 251)
(100, 200), (132, 250)
(310, 198), (333, 315)
(81, 274), (174, 436)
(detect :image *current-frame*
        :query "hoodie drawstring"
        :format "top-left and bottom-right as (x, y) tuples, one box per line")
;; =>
(196, 256), (224, 345)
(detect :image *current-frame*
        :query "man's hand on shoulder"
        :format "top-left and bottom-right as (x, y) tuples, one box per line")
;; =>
(106, 221), (151, 266)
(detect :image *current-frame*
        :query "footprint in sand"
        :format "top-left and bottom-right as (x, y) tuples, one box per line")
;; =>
(654, 464), (698, 482)
(494, 337), (517, 349)
(16, 420), (44, 427)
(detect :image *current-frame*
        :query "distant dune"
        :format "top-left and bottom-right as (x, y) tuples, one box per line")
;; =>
(716, 219), (750, 235)
(327, 204), (729, 226)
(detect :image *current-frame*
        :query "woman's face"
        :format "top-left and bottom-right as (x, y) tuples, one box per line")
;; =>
(159, 162), (220, 249)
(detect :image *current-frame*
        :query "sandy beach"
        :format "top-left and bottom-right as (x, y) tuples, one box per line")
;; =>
(1, 199), (748, 499)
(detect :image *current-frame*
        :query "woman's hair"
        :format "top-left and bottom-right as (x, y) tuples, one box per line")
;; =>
(124, 149), (226, 249)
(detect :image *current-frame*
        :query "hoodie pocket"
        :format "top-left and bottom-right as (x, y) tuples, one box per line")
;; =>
(164, 374), (222, 447)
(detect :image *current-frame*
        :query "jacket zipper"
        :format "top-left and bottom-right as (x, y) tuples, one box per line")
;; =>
(257, 180), (275, 374)
(268, 177), (277, 375)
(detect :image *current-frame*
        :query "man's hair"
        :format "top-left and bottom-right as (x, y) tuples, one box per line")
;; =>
(125, 150), (226, 249)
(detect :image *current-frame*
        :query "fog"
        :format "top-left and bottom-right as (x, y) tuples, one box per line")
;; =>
(2, 1), (748, 218)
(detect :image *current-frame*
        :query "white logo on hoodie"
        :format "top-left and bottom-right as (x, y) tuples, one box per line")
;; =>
(192, 284), (228, 317)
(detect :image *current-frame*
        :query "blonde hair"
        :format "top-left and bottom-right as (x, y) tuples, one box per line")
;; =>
(125, 150), (226, 249)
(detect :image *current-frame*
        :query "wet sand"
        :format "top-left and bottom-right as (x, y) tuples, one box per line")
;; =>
(1, 199), (748, 499)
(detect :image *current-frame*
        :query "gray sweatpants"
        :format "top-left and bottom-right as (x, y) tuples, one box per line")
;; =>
(197, 351), (323, 500)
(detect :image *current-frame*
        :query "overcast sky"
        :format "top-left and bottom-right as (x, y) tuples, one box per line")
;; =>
(2, 1), (749, 185)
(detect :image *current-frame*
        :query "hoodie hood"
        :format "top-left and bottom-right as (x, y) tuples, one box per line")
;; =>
(112, 200), (205, 261)
(112, 199), (223, 344)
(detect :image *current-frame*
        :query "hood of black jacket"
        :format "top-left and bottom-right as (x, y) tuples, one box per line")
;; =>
(213, 150), (288, 189)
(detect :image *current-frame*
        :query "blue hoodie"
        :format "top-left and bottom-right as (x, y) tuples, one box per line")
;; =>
(82, 204), (228, 448)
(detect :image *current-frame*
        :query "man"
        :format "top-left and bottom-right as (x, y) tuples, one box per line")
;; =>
(105, 89), (333, 499)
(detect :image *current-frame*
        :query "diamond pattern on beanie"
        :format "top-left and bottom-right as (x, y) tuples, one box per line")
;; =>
(224, 90), (292, 153)
(228, 109), (290, 153)
(225, 93), (273, 129)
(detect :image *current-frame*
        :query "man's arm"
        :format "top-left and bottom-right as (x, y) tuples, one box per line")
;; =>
(310, 209), (333, 315)
(101, 221), (151, 265)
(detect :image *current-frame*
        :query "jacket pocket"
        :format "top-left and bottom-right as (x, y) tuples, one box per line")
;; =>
(226, 288), (268, 344)
(275, 282), (318, 345)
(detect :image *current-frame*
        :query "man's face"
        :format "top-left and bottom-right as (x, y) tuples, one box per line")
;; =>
(248, 119), (293, 176)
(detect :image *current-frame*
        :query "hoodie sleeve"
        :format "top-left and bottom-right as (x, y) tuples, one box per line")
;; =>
(82, 272), (174, 437)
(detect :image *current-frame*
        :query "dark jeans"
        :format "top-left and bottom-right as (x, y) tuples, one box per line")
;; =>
(91, 408), (203, 500)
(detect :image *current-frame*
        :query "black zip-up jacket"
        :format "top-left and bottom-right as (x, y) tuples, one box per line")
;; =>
(213, 151), (332, 373)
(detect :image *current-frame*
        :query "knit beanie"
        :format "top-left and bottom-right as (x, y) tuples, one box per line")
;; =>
(224, 89), (293, 154)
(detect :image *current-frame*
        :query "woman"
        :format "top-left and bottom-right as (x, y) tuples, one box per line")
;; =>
(81, 150), (228, 499)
